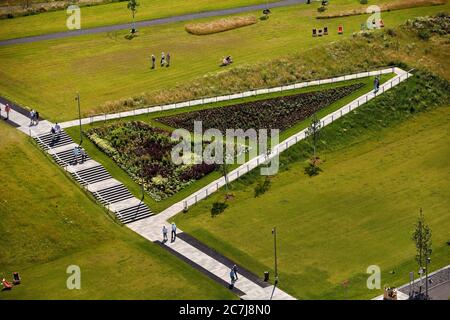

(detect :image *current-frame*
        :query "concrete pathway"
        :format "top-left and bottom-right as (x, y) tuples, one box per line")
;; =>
(0, 0), (305, 46)
(129, 214), (295, 300)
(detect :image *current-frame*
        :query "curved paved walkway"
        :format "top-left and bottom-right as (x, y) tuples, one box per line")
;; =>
(0, 0), (305, 46)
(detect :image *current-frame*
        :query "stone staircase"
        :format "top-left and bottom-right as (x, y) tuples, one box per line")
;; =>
(33, 129), (154, 224)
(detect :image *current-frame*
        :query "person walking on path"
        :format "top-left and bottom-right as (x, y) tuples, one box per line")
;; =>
(50, 126), (56, 145)
(160, 52), (165, 67)
(29, 109), (35, 126)
(162, 225), (168, 242)
(229, 269), (236, 289)
(151, 54), (156, 69)
(171, 222), (177, 242)
(80, 147), (87, 163)
(5, 104), (11, 121)
(374, 76), (380, 93)
(35, 111), (40, 125)
(54, 122), (61, 139)
(72, 146), (80, 165)
(232, 264), (238, 280)
(166, 52), (171, 67)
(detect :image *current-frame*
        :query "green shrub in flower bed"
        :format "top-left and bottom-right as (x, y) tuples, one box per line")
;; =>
(156, 83), (365, 133)
(86, 121), (217, 201)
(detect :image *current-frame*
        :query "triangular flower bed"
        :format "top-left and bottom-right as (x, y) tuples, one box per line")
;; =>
(156, 83), (365, 133)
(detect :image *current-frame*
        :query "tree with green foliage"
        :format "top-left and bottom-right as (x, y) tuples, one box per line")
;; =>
(305, 113), (323, 176)
(127, 0), (140, 33)
(412, 209), (432, 270)
(411, 208), (432, 294)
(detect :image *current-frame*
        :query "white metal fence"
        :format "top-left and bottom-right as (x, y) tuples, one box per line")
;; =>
(83, 67), (398, 127)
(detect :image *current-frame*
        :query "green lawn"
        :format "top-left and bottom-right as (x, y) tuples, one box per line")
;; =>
(0, 0), (280, 41)
(0, 2), (447, 121)
(173, 74), (450, 299)
(0, 121), (236, 299)
(64, 75), (393, 214)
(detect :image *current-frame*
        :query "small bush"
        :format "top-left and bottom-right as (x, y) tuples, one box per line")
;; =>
(254, 177), (272, 197)
(360, 0), (368, 4)
(418, 29), (431, 40)
(211, 201), (228, 217)
(386, 28), (397, 37)
(304, 161), (323, 177)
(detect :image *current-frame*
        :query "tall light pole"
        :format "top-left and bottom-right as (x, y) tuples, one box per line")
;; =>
(270, 227), (279, 300)
(75, 92), (82, 146)
(425, 257), (431, 300)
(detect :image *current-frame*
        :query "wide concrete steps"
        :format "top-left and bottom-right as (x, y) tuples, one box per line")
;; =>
(116, 203), (153, 224)
(35, 130), (73, 150)
(93, 184), (134, 205)
(52, 148), (91, 167)
(71, 165), (111, 186)
(33, 130), (154, 224)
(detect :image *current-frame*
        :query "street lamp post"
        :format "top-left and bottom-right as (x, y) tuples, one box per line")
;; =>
(270, 227), (279, 300)
(75, 92), (82, 146)
(425, 257), (431, 299)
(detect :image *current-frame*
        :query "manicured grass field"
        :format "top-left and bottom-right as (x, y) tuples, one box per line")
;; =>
(0, 0), (279, 40)
(0, 2), (447, 121)
(64, 75), (392, 213)
(173, 76), (450, 299)
(0, 121), (236, 299)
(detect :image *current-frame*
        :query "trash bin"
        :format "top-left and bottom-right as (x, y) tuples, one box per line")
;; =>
(264, 271), (269, 282)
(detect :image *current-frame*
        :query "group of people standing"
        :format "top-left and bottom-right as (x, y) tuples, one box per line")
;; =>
(151, 52), (171, 69)
(50, 122), (62, 144)
(162, 223), (177, 243)
(29, 109), (40, 126)
(0, 103), (12, 121)
(72, 145), (87, 165)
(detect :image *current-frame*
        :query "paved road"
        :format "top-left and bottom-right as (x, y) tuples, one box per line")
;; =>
(397, 265), (450, 300)
(428, 280), (450, 300)
(0, 0), (306, 46)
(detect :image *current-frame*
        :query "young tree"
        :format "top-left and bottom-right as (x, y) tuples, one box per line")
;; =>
(306, 112), (321, 160)
(411, 208), (432, 293)
(127, 0), (140, 33)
